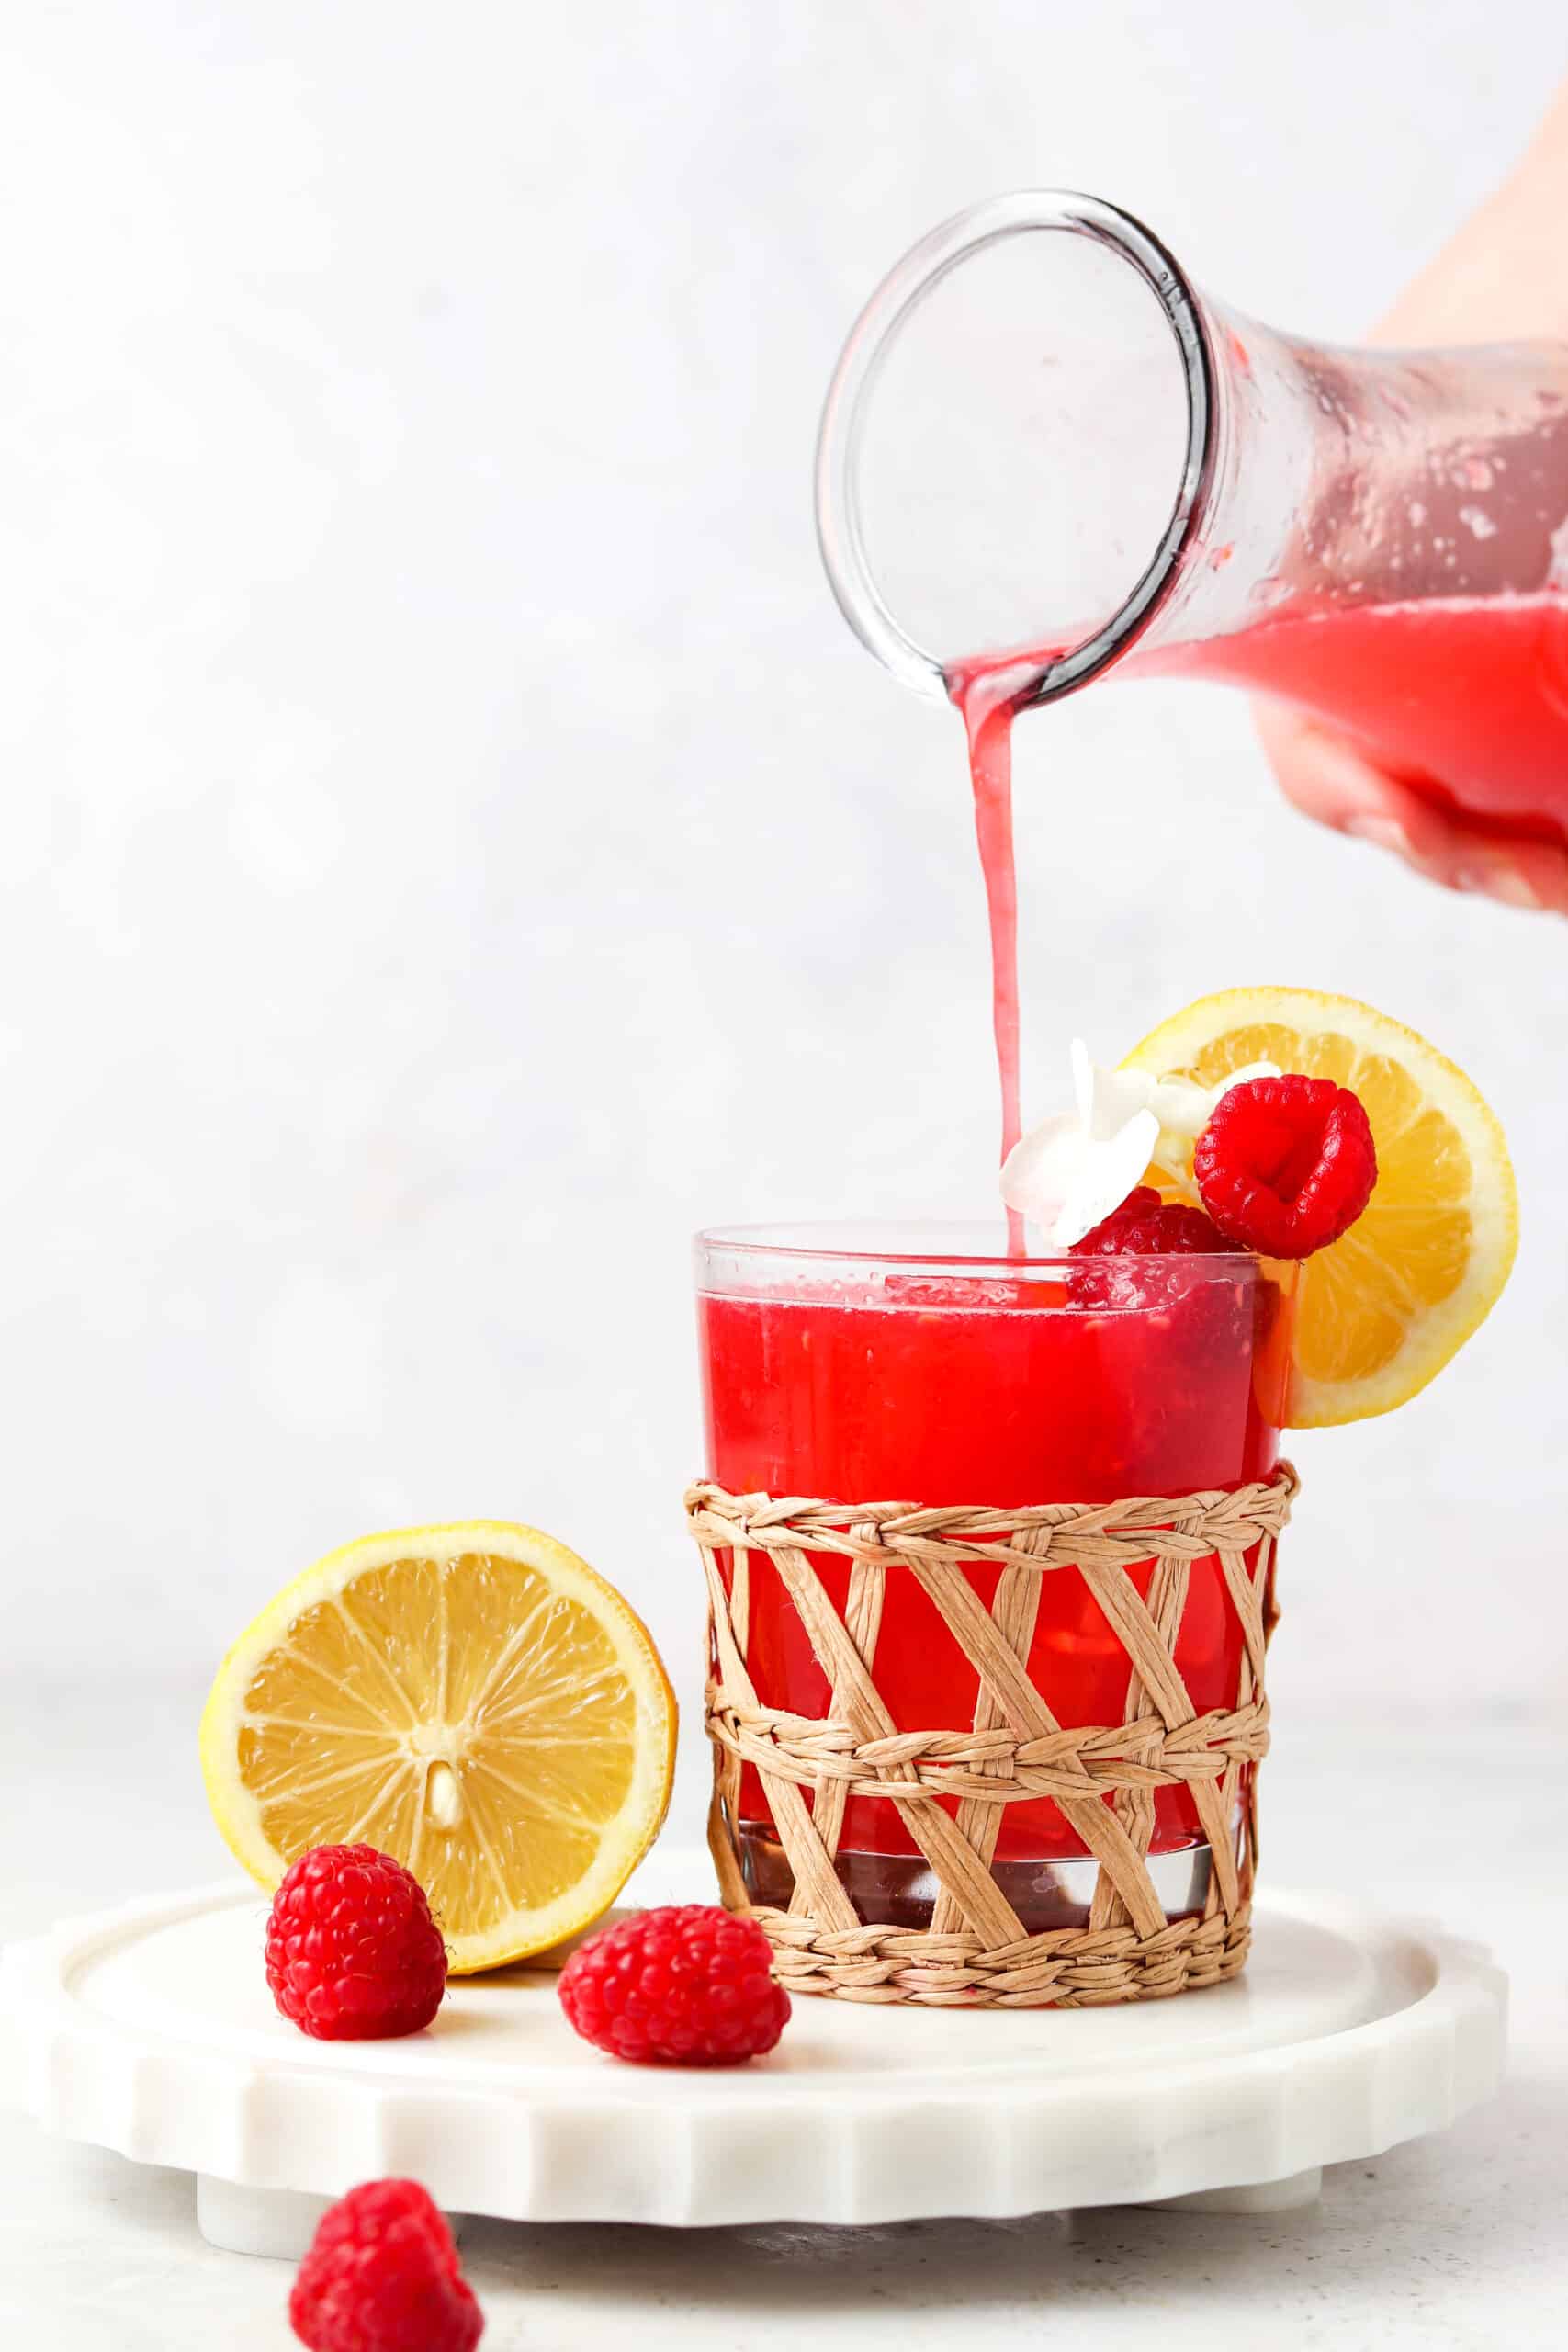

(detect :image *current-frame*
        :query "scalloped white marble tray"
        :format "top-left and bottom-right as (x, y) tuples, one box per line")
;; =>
(0, 1850), (1505, 2253)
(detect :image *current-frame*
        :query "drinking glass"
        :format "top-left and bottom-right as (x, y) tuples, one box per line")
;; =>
(695, 1222), (1297, 1932)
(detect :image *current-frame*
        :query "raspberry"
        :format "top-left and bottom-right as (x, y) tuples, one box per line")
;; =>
(266, 1846), (447, 2041)
(1194, 1075), (1378, 1258)
(558, 1903), (790, 2065)
(1070, 1186), (1232, 1257)
(1068, 1186), (1240, 1314)
(289, 2179), (482, 2352)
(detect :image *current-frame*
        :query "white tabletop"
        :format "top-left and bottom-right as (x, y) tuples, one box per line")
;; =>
(3, 1673), (1564, 2350)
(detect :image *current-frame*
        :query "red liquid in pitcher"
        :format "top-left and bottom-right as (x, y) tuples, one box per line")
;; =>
(700, 1259), (1291, 1885)
(1141, 593), (1568, 841)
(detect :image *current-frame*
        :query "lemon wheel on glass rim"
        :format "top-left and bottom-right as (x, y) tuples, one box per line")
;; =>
(201, 1521), (677, 1973)
(1122, 987), (1517, 1428)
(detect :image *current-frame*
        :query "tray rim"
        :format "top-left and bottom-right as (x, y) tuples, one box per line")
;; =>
(0, 1870), (1507, 2225)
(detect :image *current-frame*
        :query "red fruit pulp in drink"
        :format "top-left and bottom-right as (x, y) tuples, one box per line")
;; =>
(699, 1261), (1291, 1871)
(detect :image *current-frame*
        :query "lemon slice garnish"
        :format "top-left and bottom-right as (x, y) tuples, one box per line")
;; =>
(1123, 988), (1517, 1428)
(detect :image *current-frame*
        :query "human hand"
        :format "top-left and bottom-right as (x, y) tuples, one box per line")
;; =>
(1258, 79), (1568, 914)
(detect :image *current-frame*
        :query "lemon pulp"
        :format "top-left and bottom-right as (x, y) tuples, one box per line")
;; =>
(201, 1522), (676, 1972)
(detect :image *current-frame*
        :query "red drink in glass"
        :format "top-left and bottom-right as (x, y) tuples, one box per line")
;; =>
(696, 1225), (1295, 1930)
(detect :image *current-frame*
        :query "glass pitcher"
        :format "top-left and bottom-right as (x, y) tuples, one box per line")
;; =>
(816, 191), (1568, 839)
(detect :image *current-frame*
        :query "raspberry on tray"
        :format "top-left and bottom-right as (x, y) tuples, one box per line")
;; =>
(558, 1903), (791, 2066)
(266, 1846), (448, 2043)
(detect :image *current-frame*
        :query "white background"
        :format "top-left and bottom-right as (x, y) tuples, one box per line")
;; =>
(1, 1), (1564, 1828)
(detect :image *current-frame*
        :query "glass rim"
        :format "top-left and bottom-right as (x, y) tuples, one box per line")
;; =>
(813, 187), (1217, 709)
(695, 1219), (1262, 1273)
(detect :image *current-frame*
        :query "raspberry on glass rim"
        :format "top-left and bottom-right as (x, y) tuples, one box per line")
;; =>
(1195, 1075), (1379, 1259)
(1070, 1185), (1232, 1257)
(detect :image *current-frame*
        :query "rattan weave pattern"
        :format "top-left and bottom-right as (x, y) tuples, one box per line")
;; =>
(688, 1464), (1295, 2007)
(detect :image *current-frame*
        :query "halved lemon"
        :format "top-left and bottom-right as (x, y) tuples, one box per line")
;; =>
(201, 1521), (676, 1973)
(1122, 988), (1517, 1428)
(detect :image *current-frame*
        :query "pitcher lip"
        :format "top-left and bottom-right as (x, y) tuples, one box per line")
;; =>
(814, 188), (1218, 710)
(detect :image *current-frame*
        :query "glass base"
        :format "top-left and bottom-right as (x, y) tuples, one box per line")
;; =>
(736, 1819), (1225, 1933)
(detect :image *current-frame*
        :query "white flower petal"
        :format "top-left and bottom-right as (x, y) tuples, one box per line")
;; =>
(1148, 1059), (1281, 1141)
(1146, 1075), (1215, 1137)
(1085, 1061), (1160, 1142)
(1049, 1107), (1160, 1247)
(1002, 1043), (1279, 1249)
(999, 1113), (1088, 1224)
(1069, 1037), (1096, 1126)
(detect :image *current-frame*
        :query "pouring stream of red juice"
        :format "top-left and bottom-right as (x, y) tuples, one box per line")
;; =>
(953, 584), (1568, 1241)
(953, 659), (1028, 1254)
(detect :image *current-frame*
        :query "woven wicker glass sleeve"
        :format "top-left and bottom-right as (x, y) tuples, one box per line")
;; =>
(687, 1465), (1295, 2008)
